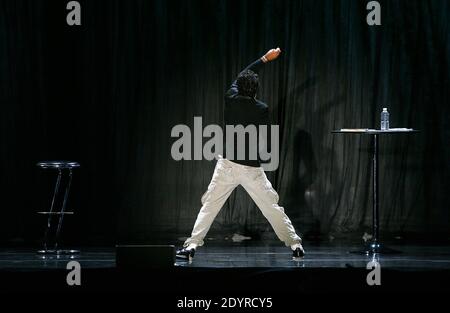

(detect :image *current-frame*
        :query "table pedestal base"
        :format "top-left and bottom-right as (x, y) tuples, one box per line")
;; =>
(350, 242), (401, 255)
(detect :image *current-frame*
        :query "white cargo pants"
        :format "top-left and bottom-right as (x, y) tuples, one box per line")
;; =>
(184, 157), (302, 248)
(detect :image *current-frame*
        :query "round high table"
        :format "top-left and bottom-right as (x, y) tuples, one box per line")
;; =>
(331, 129), (418, 254)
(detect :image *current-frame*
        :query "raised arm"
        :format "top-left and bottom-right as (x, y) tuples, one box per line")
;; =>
(225, 48), (282, 99)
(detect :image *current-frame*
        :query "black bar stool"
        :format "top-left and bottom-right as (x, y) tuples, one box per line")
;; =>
(36, 161), (80, 254)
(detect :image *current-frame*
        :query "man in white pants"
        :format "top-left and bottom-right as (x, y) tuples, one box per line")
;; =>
(176, 48), (304, 261)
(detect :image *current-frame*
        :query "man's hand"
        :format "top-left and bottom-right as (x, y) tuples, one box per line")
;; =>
(261, 48), (281, 63)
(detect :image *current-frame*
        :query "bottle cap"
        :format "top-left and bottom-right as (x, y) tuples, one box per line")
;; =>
(383, 108), (387, 111)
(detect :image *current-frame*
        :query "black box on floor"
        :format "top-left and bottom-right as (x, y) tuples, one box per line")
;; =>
(116, 245), (175, 269)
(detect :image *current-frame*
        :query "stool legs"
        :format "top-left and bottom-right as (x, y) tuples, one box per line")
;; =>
(43, 169), (62, 251)
(38, 168), (79, 255)
(54, 169), (72, 250)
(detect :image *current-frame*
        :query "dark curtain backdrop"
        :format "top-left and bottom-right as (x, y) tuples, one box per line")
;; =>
(0, 0), (449, 246)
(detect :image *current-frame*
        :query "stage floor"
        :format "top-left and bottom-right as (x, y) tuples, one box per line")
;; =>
(1, 244), (450, 271)
(178, 244), (450, 269)
(1, 243), (450, 295)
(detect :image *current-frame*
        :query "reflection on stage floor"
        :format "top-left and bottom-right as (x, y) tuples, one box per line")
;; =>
(1, 244), (449, 271)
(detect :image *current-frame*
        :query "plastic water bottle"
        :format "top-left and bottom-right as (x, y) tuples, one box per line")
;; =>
(380, 108), (389, 130)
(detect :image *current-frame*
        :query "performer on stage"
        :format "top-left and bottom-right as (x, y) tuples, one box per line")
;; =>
(176, 48), (304, 261)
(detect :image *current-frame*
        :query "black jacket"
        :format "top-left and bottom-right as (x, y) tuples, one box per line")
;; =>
(224, 59), (271, 167)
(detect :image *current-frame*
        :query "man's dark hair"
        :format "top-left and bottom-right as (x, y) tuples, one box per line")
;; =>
(237, 69), (259, 97)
